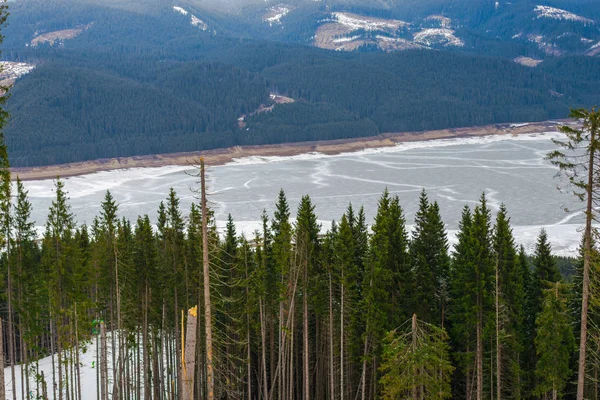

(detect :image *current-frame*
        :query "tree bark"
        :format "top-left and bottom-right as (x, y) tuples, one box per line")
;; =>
(329, 272), (335, 400)
(201, 159), (215, 400)
(578, 122), (596, 399)
(496, 259), (501, 400)
(0, 318), (5, 400)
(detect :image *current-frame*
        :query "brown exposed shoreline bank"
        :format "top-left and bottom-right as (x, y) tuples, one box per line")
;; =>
(12, 120), (564, 181)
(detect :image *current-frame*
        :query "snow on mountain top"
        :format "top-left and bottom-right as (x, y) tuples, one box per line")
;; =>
(191, 15), (208, 31)
(173, 6), (208, 31)
(173, 6), (188, 16)
(0, 61), (35, 80)
(333, 35), (361, 43)
(425, 15), (451, 28)
(264, 6), (290, 26)
(514, 56), (543, 67)
(413, 28), (464, 47)
(331, 12), (408, 32)
(534, 5), (593, 24)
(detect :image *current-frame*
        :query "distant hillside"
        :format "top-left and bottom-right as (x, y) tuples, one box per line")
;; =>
(1, 0), (600, 167)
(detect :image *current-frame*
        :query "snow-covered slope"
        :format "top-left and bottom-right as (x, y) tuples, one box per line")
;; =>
(263, 5), (291, 26)
(534, 5), (593, 24)
(413, 28), (464, 47)
(173, 5), (209, 31)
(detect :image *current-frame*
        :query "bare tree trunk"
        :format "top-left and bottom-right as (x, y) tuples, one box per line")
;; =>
(303, 261), (309, 400)
(360, 335), (368, 400)
(496, 259), (501, 400)
(259, 299), (269, 400)
(329, 272), (335, 400)
(477, 281), (483, 400)
(143, 283), (150, 400)
(412, 314), (418, 400)
(201, 159), (215, 400)
(0, 319), (5, 400)
(75, 305), (82, 400)
(340, 272), (345, 400)
(182, 307), (198, 400)
(578, 125), (596, 399)
(100, 322), (108, 400)
(51, 319), (57, 400)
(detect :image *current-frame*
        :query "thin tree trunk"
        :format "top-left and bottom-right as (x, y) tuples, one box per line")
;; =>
(183, 307), (198, 400)
(259, 299), (269, 400)
(51, 319), (57, 400)
(329, 272), (335, 400)
(477, 279), (483, 400)
(412, 314), (418, 400)
(75, 305), (82, 400)
(201, 159), (215, 400)
(578, 124), (596, 399)
(101, 322), (108, 400)
(0, 319), (5, 400)
(496, 259), (501, 400)
(340, 272), (345, 400)
(303, 260), (309, 400)
(143, 282), (150, 400)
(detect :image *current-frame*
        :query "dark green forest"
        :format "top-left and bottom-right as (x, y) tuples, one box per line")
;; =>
(0, 173), (591, 399)
(6, 46), (600, 167)
(2, 0), (600, 167)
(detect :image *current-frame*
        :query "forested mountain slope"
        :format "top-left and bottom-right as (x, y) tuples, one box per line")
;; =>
(3, 0), (600, 166)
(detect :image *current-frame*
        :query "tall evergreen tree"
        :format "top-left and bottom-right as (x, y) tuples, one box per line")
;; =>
(532, 229), (561, 317)
(534, 282), (575, 400)
(492, 204), (525, 400)
(410, 190), (450, 325)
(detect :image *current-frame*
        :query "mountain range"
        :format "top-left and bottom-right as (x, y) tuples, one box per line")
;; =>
(2, 0), (600, 166)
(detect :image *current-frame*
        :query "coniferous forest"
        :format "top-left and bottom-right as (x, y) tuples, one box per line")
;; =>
(0, 165), (595, 400)
(3, 2), (600, 400)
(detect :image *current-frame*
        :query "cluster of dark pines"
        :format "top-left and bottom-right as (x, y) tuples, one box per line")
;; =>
(0, 172), (588, 399)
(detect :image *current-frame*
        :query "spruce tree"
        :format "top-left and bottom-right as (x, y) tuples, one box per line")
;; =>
(380, 315), (454, 400)
(532, 229), (561, 317)
(410, 190), (450, 325)
(492, 204), (525, 400)
(534, 282), (575, 400)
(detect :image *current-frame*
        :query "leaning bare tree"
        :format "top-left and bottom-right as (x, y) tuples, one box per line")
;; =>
(546, 107), (600, 399)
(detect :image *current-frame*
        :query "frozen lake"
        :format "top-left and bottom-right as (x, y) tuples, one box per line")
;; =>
(21, 132), (582, 255)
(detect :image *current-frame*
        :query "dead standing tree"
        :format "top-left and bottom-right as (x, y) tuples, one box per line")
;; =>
(547, 107), (600, 399)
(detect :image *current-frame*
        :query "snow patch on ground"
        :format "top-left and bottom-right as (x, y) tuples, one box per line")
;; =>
(534, 5), (593, 24)
(332, 12), (408, 32)
(173, 6), (188, 15)
(527, 34), (562, 56)
(0, 62), (35, 81)
(191, 15), (208, 30)
(264, 6), (290, 26)
(333, 35), (361, 43)
(413, 28), (464, 47)
(425, 15), (451, 28)
(173, 5), (208, 31)
(514, 56), (543, 67)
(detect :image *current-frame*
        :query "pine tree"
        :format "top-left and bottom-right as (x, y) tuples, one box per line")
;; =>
(295, 195), (320, 400)
(42, 179), (77, 400)
(534, 282), (575, 400)
(532, 229), (561, 317)
(410, 190), (450, 325)
(380, 314), (454, 400)
(450, 194), (494, 400)
(547, 107), (600, 399)
(492, 204), (525, 400)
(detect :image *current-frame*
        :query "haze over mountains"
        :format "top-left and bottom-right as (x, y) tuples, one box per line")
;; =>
(3, 0), (600, 166)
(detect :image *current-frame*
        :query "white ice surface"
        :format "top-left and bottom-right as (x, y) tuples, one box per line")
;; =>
(19, 131), (585, 256)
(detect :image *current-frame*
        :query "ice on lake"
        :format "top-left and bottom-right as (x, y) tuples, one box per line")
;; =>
(21, 132), (582, 256)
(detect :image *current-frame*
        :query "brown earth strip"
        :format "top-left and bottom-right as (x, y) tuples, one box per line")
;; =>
(12, 120), (565, 181)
